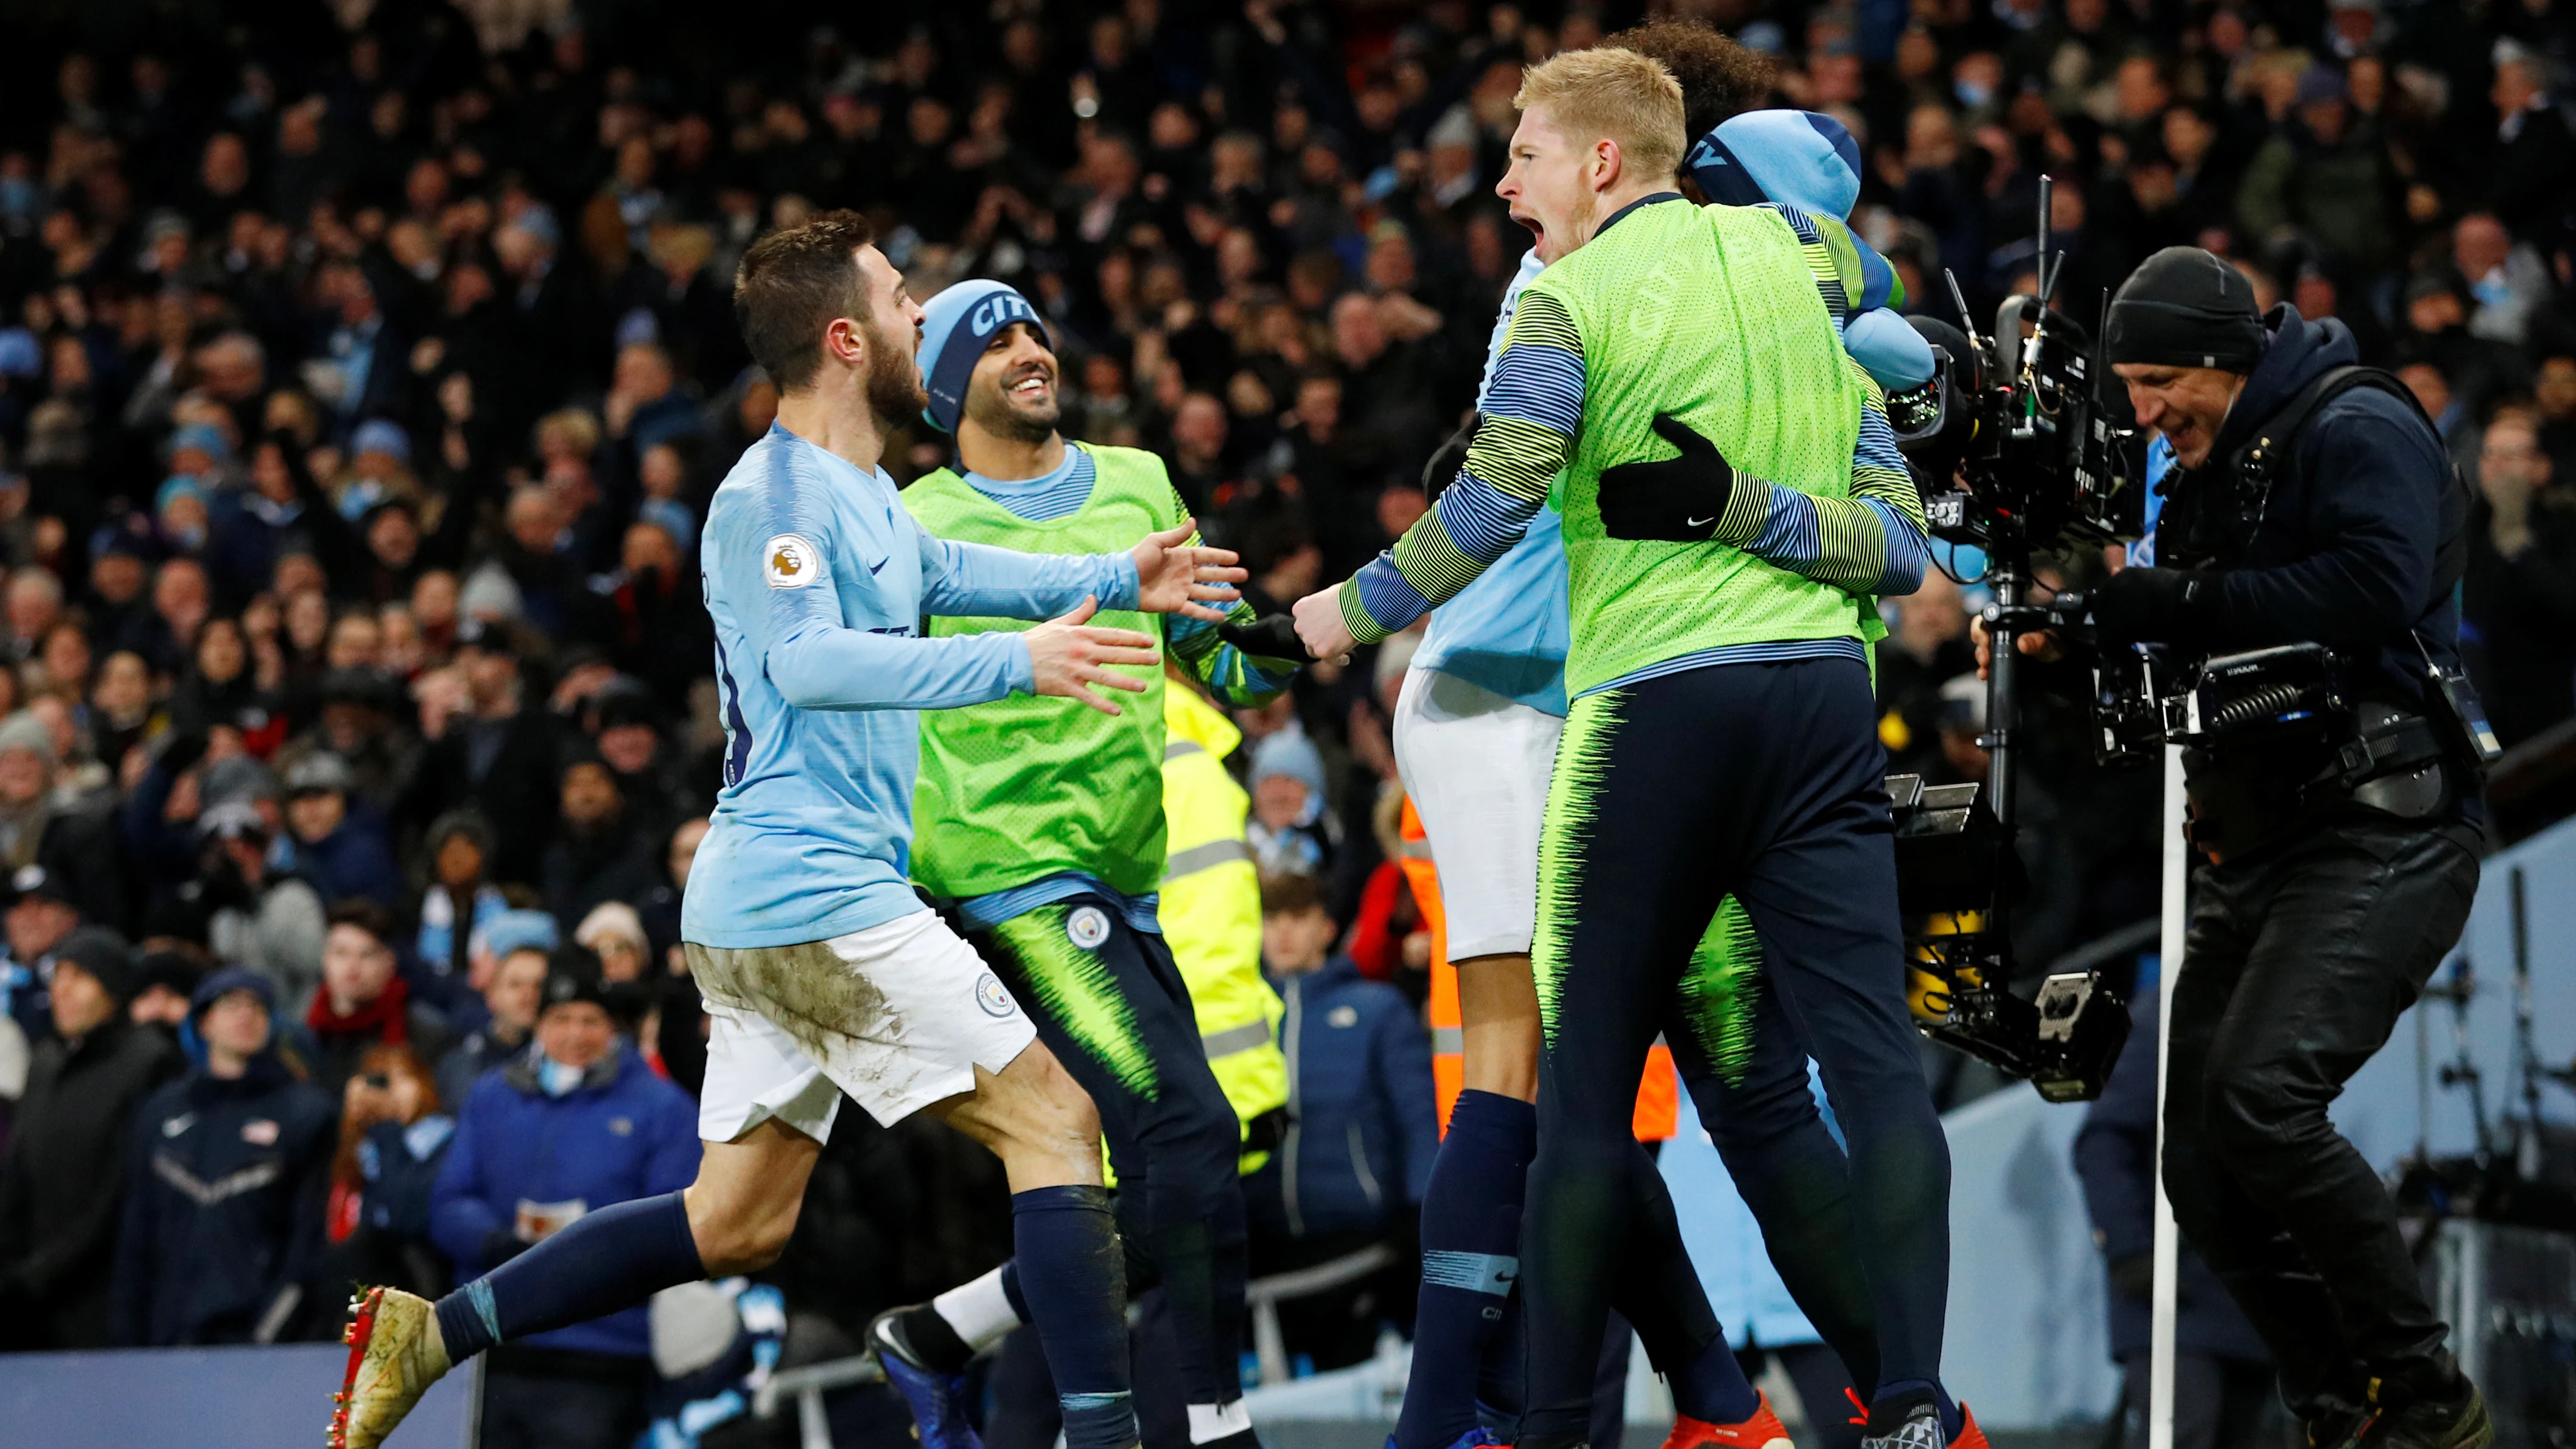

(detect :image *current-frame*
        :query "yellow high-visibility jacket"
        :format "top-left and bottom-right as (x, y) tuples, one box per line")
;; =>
(1158, 685), (1290, 1169)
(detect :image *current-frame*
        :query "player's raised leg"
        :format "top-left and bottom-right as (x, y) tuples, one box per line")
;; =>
(332, 1114), (815, 1449)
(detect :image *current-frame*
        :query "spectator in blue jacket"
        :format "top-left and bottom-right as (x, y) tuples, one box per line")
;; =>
(281, 753), (403, 909)
(110, 968), (335, 1346)
(430, 948), (698, 1449)
(2074, 986), (2276, 1449)
(1245, 873), (1439, 1371)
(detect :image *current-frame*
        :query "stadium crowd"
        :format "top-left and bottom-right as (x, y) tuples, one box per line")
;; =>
(0, 0), (2572, 1439)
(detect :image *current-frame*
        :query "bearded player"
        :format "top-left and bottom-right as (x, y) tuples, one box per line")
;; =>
(327, 211), (1246, 1449)
(863, 279), (1301, 1449)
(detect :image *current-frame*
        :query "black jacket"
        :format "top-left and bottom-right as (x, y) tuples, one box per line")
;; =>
(110, 1062), (336, 1346)
(2155, 305), (2463, 711)
(399, 709), (562, 886)
(0, 1019), (182, 1348)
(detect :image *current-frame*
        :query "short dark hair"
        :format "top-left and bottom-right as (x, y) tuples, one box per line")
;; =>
(733, 209), (875, 394)
(1259, 873), (1328, 918)
(326, 899), (394, 946)
(1605, 19), (1778, 144)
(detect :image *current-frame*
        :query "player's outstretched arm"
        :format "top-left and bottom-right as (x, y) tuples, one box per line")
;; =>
(1292, 289), (1582, 660)
(1024, 596), (1163, 716)
(1129, 520), (1247, 621)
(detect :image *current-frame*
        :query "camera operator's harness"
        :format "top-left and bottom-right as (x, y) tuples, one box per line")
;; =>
(2116, 364), (2497, 842)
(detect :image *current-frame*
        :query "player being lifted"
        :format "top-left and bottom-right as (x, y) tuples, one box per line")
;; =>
(327, 211), (1246, 1449)
(1293, 47), (1968, 1449)
(863, 279), (1301, 1449)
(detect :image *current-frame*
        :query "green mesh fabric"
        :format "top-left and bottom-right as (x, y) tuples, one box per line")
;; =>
(990, 905), (1160, 1099)
(903, 445), (1177, 902)
(1536, 201), (1875, 696)
(1676, 896), (1765, 1088)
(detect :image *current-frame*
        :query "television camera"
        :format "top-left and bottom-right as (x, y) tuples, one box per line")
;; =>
(1883, 176), (2142, 1103)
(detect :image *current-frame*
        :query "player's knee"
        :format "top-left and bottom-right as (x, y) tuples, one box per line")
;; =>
(696, 1194), (803, 1274)
(685, 1173), (807, 1274)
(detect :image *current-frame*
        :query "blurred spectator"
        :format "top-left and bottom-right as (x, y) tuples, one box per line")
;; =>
(1877, 571), (1977, 779)
(2463, 410), (2576, 745)
(0, 710), (125, 927)
(399, 630), (559, 884)
(1247, 728), (1334, 879)
(431, 951), (698, 1449)
(281, 753), (401, 908)
(1, 865), (84, 1044)
(0, 927), (180, 1349)
(414, 809), (506, 986)
(541, 753), (657, 929)
(437, 941), (547, 1111)
(125, 950), (205, 1048)
(321, 1042), (454, 1304)
(110, 967), (332, 1346)
(306, 901), (452, 1096)
(198, 797), (326, 1012)
(1244, 874), (1437, 1372)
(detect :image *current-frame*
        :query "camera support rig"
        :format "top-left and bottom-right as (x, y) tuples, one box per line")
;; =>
(1890, 176), (2139, 1102)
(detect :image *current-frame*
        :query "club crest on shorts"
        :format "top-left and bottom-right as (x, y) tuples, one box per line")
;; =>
(764, 534), (819, 588)
(975, 971), (1016, 1017)
(1066, 905), (1111, 949)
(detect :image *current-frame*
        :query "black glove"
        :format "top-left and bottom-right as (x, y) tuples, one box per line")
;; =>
(2089, 565), (2215, 649)
(1216, 613), (1310, 663)
(1596, 413), (1737, 542)
(1422, 412), (1480, 497)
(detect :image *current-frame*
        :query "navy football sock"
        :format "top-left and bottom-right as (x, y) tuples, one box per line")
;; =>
(1014, 1185), (1138, 1449)
(1669, 1333), (1762, 1426)
(1001, 1259), (1031, 1320)
(1395, 1091), (1538, 1449)
(431, 1192), (704, 1360)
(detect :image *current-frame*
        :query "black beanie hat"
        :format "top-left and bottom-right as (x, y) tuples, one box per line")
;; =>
(54, 926), (141, 1004)
(540, 945), (610, 1015)
(2104, 246), (2267, 373)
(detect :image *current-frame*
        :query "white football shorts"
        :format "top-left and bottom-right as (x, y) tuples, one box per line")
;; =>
(1391, 664), (1566, 961)
(685, 908), (1035, 1143)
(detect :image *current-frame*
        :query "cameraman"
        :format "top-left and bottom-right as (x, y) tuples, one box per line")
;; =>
(1985, 247), (2487, 1449)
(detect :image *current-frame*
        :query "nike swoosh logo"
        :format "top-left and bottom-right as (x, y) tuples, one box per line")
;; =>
(867, 557), (887, 575)
(1686, 516), (1715, 528)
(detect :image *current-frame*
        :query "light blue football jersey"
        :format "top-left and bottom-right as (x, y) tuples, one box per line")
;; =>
(1410, 249), (1572, 716)
(682, 424), (1138, 949)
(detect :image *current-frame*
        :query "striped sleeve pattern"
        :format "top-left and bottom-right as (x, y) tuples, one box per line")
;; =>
(1340, 288), (1584, 642)
(1770, 204), (1853, 327)
(1710, 354), (1928, 596)
(1163, 495), (1295, 704)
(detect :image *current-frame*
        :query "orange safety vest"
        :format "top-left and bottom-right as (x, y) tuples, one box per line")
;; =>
(1398, 797), (1677, 1140)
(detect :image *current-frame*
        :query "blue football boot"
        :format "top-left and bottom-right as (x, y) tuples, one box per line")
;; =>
(870, 1307), (984, 1449)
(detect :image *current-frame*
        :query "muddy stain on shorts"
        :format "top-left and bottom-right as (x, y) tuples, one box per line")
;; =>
(685, 939), (897, 1067)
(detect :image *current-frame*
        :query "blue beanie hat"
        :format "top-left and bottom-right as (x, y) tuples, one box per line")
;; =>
(1689, 110), (1864, 220)
(916, 280), (1051, 433)
(475, 908), (560, 962)
(190, 966), (276, 1019)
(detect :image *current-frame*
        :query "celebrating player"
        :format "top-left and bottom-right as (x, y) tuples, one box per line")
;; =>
(327, 211), (1245, 1449)
(1384, 27), (1912, 1449)
(1295, 47), (1967, 1449)
(863, 279), (1299, 1449)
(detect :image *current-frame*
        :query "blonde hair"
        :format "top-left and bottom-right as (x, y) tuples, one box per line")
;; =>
(1514, 47), (1687, 186)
